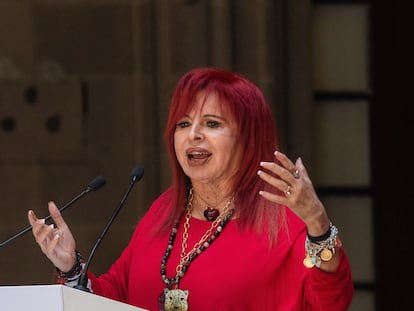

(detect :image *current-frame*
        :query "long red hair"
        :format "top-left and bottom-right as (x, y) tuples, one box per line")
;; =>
(162, 67), (285, 242)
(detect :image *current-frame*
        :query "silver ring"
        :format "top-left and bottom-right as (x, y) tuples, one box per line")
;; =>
(292, 168), (300, 179)
(284, 185), (292, 196)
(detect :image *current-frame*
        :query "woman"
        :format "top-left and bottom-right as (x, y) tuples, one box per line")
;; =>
(28, 67), (354, 311)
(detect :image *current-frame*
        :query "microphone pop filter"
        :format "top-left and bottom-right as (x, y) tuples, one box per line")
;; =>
(131, 166), (144, 182)
(87, 176), (106, 192)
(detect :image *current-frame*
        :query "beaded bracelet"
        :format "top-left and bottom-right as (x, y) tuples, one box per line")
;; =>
(303, 223), (339, 269)
(55, 251), (84, 284)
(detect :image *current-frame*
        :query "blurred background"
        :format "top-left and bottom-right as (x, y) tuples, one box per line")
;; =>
(0, 1), (412, 310)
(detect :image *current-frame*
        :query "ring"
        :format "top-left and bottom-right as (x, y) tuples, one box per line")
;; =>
(284, 185), (292, 196)
(292, 168), (300, 179)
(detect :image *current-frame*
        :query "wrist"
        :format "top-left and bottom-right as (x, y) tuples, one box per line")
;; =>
(55, 251), (84, 283)
(307, 221), (332, 243)
(305, 212), (331, 237)
(303, 222), (339, 269)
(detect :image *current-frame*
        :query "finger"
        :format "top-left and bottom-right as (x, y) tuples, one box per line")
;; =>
(259, 190), (286, 204)
(274, 151), (295, 170)
(260, 161), (295, 184)
(28, 210), (46, 243)
(296, 157), (312, 183)
(30, 216), (46, 238)
(47, 232), (60, 251)
(48, 201), (69, 230)
(257, 169), (289, 192)
(27, 210), (39, 227)
(274, 151), (301, 179)
(36, 223), (55, 244)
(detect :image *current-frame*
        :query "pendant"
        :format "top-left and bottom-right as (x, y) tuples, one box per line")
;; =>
(161, 288), (189, 311)
(320, 248), (333, 261)
(203, 207), (219, 221)
(303, 255), (314, 268)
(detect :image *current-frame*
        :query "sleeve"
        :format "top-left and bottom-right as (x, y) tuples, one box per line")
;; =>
(285, 208), (354, 311)
(303, 240), (355, 310)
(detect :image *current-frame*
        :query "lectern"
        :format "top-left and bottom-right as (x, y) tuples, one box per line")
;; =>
(0, 284), (148, 311)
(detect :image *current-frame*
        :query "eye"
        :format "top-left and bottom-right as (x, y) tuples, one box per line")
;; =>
(177, 121), (190, 128)
(207, 120), (220, 128)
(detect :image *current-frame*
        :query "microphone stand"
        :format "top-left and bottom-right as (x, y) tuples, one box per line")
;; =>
(0, 176), (106, 249)
(75, 167), (143, 291)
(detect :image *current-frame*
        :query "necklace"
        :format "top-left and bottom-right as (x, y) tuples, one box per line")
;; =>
(196, 192), (231, 221)
(203, 206), (220, 221)
(158, 188), (234, 311)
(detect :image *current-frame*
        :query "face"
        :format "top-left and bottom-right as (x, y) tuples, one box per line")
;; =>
(174, 92), (242, 189)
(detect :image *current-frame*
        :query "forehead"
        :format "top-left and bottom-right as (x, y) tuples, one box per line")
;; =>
(190, 91), (229, 116)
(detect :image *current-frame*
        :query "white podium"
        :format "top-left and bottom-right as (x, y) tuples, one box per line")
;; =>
(0, 284), (148, 311)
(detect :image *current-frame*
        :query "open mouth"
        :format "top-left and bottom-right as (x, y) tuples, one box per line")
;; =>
(187, 151), (211, 160)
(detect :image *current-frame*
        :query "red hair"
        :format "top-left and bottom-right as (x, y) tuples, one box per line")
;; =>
(162, 67), (285, 242)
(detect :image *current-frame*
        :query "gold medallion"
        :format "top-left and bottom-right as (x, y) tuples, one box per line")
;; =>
(303, 256), (314, 268)
(320, 248), (333, 261)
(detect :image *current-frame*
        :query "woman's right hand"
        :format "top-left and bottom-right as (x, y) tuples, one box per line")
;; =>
(27, 201), (77, 272)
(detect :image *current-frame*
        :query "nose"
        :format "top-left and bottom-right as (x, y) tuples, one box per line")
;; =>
(189, 123), (202, 141)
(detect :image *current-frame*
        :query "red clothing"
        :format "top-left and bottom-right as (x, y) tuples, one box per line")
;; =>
(89, 189), (354, 310)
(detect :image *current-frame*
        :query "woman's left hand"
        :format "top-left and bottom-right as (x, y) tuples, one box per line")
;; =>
(257, 151), (330, 237)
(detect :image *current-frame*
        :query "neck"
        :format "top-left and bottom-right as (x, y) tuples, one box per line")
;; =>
(190, 188), (234, 221)
(191, 183), (232, 205)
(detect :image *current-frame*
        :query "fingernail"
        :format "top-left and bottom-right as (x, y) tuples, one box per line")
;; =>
(257, 170), (263, 175)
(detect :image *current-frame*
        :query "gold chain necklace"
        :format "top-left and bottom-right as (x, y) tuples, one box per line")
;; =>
(158, 188), (234, 311)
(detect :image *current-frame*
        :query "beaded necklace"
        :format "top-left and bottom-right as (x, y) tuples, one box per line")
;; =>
(158, 188), (234, 311)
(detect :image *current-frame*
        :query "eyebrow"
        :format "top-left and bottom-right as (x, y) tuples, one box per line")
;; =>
(203, 114), (226, 121)
(181, 113), (226, 120)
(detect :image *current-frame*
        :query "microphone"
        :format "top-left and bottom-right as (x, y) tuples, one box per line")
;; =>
(0, 175), (106, 249)
(74, 166), (144, 292)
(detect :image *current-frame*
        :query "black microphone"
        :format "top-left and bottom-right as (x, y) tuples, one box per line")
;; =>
(74, 166), (144, 292)
(0, 175), (106, 249)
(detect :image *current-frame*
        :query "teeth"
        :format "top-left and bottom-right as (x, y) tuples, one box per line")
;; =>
(188, 151), (209, 159)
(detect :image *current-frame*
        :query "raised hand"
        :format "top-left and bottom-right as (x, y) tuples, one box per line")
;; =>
(28, 201), (77, 272)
